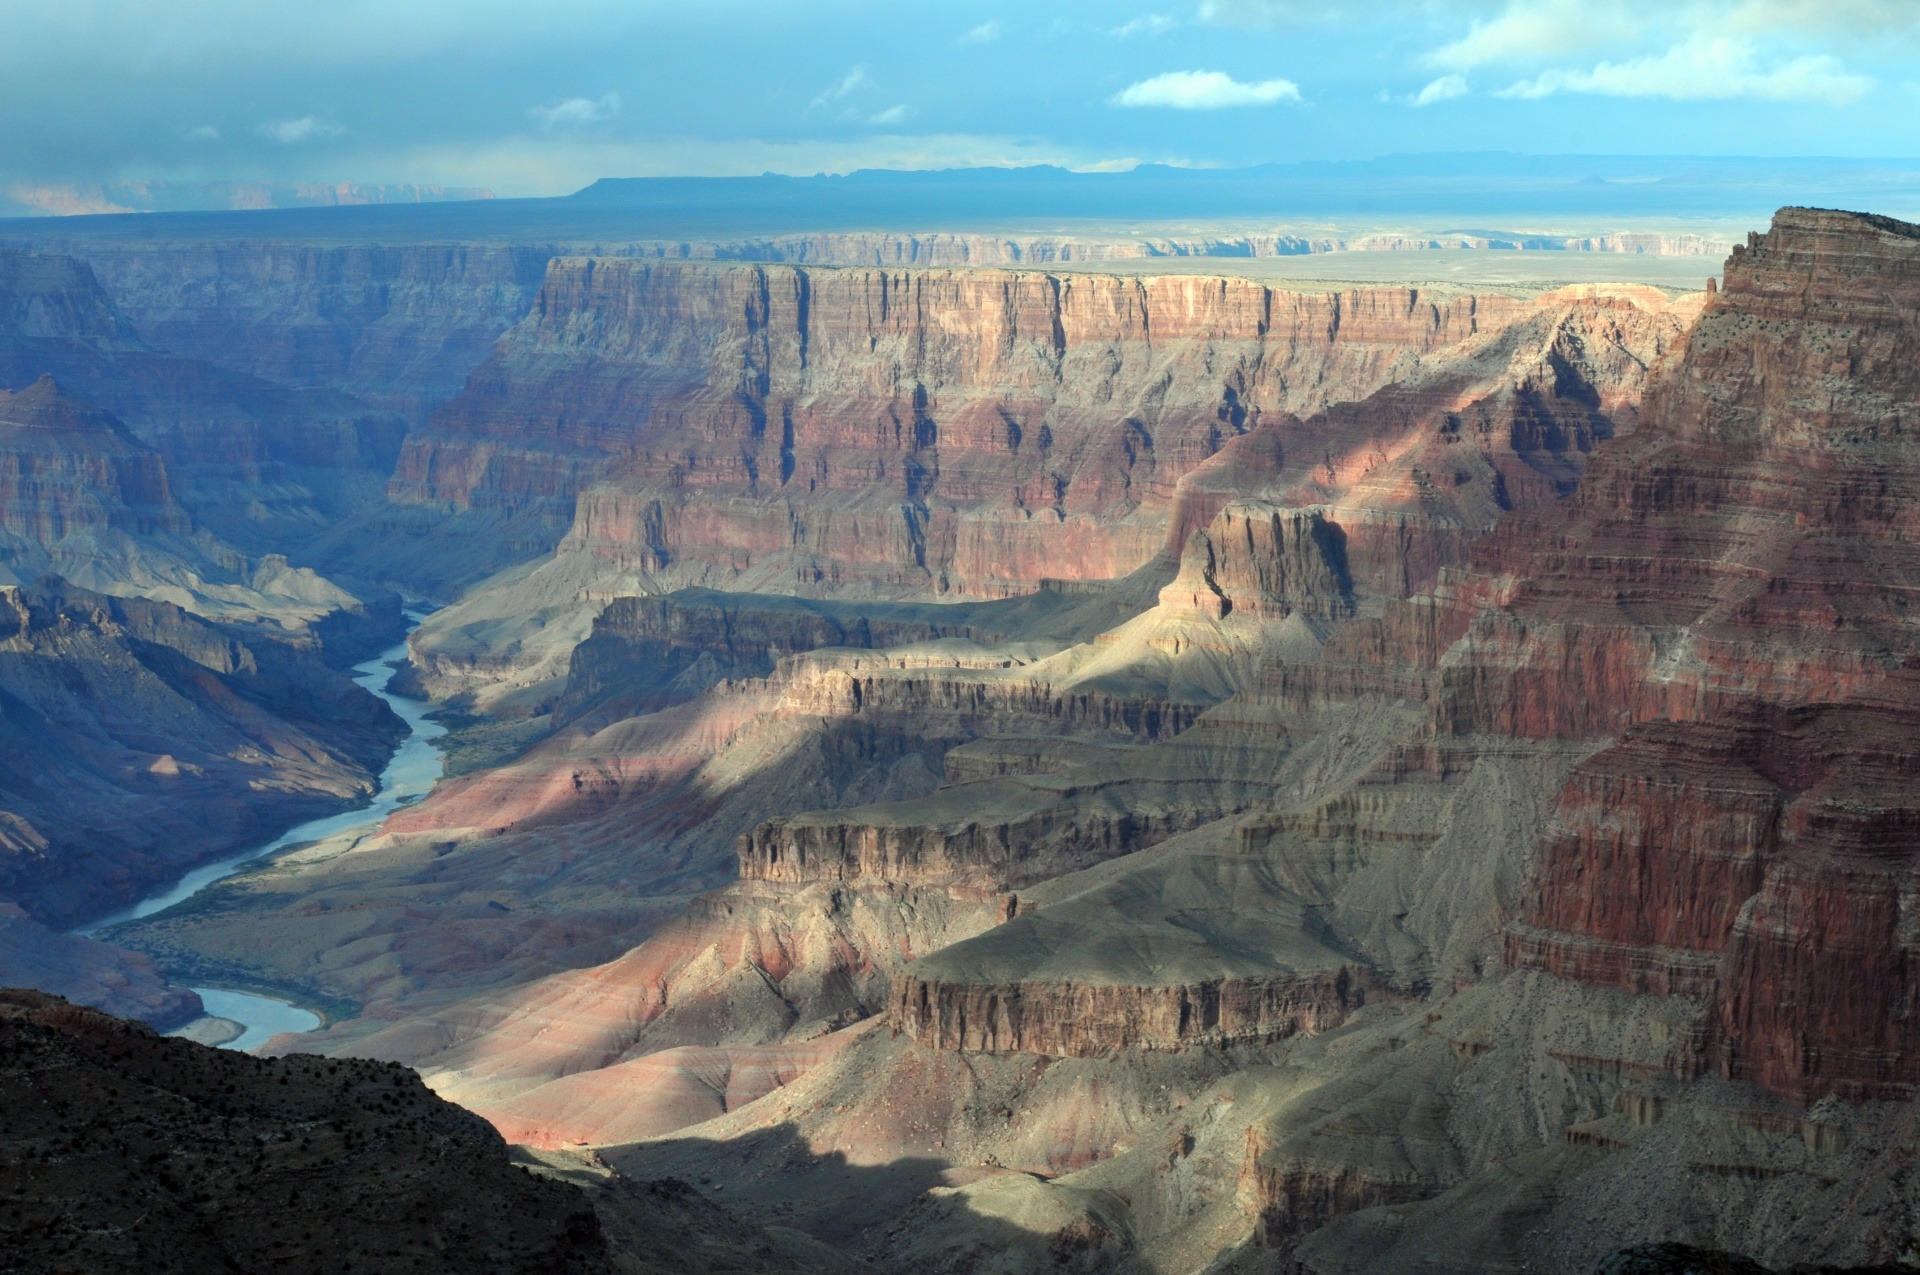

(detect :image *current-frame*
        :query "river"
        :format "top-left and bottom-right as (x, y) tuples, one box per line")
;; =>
(79, 616), (445, 1051)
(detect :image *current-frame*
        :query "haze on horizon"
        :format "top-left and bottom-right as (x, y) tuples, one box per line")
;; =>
(1, 0), (1916, 201)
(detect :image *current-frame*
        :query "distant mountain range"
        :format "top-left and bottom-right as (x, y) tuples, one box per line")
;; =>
(2, 155), (1916, 242)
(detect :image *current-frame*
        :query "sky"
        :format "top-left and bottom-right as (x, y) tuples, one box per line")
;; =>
(1, 0), (1917, 196)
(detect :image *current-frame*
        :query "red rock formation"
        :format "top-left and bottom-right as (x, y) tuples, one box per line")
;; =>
(1401, 209), (1920, 1105)
(397, 260), (1541, 595)
(891, 967), (1370, 1057)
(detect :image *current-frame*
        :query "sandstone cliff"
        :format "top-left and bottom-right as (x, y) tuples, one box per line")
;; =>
(401, 263), (1693, 703)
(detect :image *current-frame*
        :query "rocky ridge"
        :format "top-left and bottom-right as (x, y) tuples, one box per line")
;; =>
(0, 988), (863, 1275)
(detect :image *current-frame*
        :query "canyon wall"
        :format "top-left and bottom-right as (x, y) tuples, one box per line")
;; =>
(0, 247), (410, 555)
(1461, 209), (1920, 1105)
(398, 261), (1538, 596)
(74, 242), (552, 426)
(397, 262), (1695, 702)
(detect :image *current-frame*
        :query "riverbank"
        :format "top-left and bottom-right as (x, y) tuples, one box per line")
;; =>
(87, 615), (447, 1051)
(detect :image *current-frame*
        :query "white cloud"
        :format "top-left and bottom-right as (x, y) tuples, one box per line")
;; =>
(1110, 70), (1302, 108)
(810, 64), (867, 110)
(1497, 35), (1874, 103)
(1723, 0), (1920, 41)
(867, 104), (911, 126)
(529, 92), (620, 130)
(1410, 73), (1469, 105)
(958, 20), (999, 45)
(1113, 13), (1177, 37)
(185, 124), (219, 141)
(1428, 0), (1638, 70)
(256, 115), (342, 143)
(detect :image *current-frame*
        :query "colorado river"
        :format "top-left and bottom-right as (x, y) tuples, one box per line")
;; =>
(80, 616), (446, 1051)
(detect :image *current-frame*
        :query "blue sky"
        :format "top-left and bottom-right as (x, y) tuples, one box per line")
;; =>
(1, 0), (1916, 195)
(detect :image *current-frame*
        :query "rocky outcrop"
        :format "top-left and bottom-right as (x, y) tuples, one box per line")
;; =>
(396, 262), (1539, 604)
(555, 587), (1033, 724)
(400, 270), (1694, 700)
(0, 374), (185, 542)
(892, 967), (1369, 1057)
(0, 988), (613, 1273)
(1415, 210), (1920, 1105)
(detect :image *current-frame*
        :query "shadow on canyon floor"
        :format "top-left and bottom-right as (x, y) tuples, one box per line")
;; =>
(603, 1120), (1266, 1273)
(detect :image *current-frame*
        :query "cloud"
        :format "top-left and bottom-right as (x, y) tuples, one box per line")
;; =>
(1723, 0), (1920, 41)
(867, 104), (911, 126)
(1113, 14), (1177, 37)
(1110, 70), (1302, 108)
(185, 124), (219, 141)
(256, 115), (342, 144)
(1497, 35), (1874, 103)
(1410, 74), (1469, 105)
(1427, 1), (1638, 70)
(529, 93), (620, 131)
(958, 20), (999, 45)
(810, 64), (868, 110)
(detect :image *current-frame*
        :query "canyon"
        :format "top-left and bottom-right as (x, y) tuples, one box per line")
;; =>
(2, 198), (1917, 1273)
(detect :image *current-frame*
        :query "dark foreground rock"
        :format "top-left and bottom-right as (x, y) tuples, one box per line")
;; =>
(0, 988), (874, 1274)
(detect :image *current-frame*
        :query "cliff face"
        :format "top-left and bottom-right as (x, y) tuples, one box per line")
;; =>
(399, 261), (1533, 596)
(400, 264), (1694, 702)
(78, 241), (552, 426)
(0, 375), (186, 544)
(0, 247), (408, 555)
(1403, 210), (1920, 1105)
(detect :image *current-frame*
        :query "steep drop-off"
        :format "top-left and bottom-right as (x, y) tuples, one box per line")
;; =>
(401, 263), (1696, 705)
(0, 248), (408, 556)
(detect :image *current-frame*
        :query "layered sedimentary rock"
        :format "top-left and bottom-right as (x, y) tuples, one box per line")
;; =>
(401, 266), (1695, 700)
(89, 207), (1920, 1272)
(0, 248), (408, 554)
(0, 375), (380, 632)
(892, 965), (1369, 1057)
(1394, 210), (1920, 1106)
(75, 241), (552, 426)
(0, 374), (185, 543)
(399, 261), (1532, 595)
